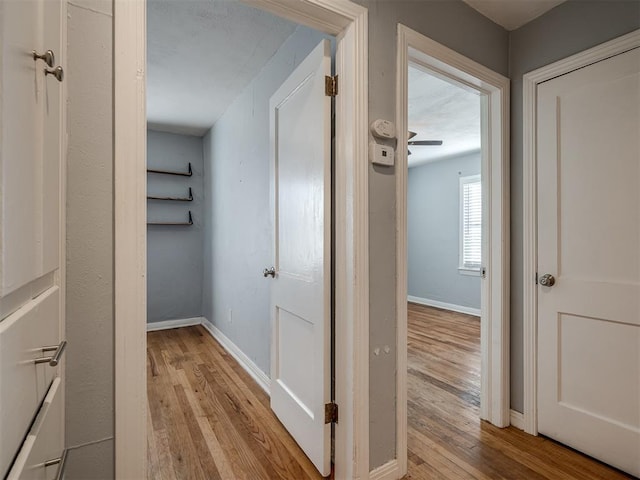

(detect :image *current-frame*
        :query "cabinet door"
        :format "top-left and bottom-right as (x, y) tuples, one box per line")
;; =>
(0, 0), (63, 297)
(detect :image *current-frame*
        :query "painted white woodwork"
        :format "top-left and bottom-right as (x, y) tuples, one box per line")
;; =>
(269, 39), (332, 477)
(0, 0), (63, 298)
(0, 287), (60, 476)
(522, 27), (640, 440)
(115, 0), (369, 477)
(6, 377), (64, 480)
(396, 24), (510, 478)
(536, 46), (640, 477)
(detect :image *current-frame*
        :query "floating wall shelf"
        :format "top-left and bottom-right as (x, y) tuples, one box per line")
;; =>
(147, 162), (192, 177)
(147, 187), (193, 202)
(147, 211), (193, 226)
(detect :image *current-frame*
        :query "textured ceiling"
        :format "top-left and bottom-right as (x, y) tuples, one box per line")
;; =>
(462, 0), (566, 30)
(408, 65), (481, 168)
(147, 0), (297, 136)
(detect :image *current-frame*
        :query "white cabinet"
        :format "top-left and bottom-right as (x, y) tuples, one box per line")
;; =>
(0, 0), (63, 297)
(0, 1), (66, 478)
(6, 378), (65, 480)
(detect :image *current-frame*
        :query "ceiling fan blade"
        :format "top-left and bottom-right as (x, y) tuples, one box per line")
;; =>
(408, 140), (443, 146)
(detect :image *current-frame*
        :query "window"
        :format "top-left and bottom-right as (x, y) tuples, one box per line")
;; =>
(460, 175), (481, 273)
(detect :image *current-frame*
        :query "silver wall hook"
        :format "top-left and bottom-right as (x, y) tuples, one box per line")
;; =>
(33, 49), (55, 68)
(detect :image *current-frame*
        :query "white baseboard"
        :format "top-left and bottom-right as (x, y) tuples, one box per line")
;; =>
(369, 460), (401, 480)
(510, 409), (524, 430)
(201, 319), (271, 395)
(146, 316), (204, 332)
(407, 295), (481, 317)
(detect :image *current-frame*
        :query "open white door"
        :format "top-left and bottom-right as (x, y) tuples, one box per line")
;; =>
(268, 39), (332, 476)
(537, 46), (640, 476)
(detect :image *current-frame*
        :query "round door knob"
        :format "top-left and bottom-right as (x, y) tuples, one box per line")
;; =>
(539, 274), (555, 287)
(263, 267), (275, 278)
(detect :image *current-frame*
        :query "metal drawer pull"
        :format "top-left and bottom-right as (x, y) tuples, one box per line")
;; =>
(36, 340), (67, 366)
(45, 65), (64, 82)
(45, 448), (68, 480)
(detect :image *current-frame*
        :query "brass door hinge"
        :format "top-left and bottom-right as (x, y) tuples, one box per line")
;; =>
(325, 402), (338, 424)
(325, 75), (338, 97)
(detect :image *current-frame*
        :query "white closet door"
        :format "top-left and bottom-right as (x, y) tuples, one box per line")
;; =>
(537, 46), (640, 477)
(269, 39), (332, 476)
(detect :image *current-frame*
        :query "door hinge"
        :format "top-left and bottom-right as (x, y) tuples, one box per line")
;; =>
(324, 402), (338, 424)
(325, 75), (338, 97)
(481, 267), (487, 278)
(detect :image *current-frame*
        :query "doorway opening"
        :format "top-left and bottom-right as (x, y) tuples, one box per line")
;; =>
(144, 1), (335, 477)
(395, 25), (510, 477)
(405, 60), (484, 469)
(114, 0), (369, 478)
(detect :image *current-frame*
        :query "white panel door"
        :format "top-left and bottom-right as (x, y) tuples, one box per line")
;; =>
(537, 47), (640, 476)
(269, 39), (332, 477)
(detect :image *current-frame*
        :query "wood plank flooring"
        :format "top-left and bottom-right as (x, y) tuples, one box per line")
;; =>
(406, 302), (636, 480)
(147, 308), (636, 479)
(147, 325), (322, 480)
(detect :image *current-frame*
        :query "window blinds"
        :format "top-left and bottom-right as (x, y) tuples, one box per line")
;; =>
(461, 177), (481, 270)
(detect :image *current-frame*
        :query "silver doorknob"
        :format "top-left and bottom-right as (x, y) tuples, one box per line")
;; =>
(45, 66), (64, 82)
(33, 49), (55, 67)
(539, 274), (555, 287)
(263, 267), (276, 278)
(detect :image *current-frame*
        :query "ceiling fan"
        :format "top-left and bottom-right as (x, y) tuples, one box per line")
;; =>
(408, 131), (443, 155)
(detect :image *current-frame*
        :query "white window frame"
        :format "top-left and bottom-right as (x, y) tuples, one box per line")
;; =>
(459, 174), (482, 275)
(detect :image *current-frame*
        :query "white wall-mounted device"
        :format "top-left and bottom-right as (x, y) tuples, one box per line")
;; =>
(370, 142), (394, 166)
(370, 119), (396, 139)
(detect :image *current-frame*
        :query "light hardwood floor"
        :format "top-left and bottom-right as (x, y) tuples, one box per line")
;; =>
(146, 326), (322, 480)
(147, 309), (635, 479)
(406, 302), (636, 480)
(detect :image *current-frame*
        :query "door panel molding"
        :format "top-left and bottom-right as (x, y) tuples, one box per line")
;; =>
(522, 28), (640, 436)
(114, 1), (369, 479)
(396, 25), (511, 478)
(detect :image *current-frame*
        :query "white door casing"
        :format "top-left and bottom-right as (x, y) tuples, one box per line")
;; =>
(536, 46), (640, 477)
(269, 39), (332, 477)
(115, 1), (370, 478)
(395, 24), (510, 479)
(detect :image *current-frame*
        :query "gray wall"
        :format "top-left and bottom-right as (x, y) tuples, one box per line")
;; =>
(202, 26), (331, 375)
(508, 0), (640, 413)
(65, 0), (114, 477)
(354, 0), (509, 468)
(147, 130), (204, 324)
(408, 153), (481, 310)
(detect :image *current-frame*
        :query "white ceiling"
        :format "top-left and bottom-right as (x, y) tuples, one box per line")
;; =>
(408, 65), (481, 168)
(147, 0), (297, 136)
(462, 0), (566, 31)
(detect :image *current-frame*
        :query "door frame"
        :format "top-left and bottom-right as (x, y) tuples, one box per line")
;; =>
(522, 29), (640, 435)
(113, 1), (370, 479)
(395, 25), (510, 477)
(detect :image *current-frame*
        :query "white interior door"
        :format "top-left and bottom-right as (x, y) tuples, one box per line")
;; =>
(537, 46), (640, 476)
(269, 39), (332, 477)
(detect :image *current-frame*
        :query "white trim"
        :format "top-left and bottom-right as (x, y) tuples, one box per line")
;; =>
(408, 296), (481, 317)
(114, 1), (369, 478)
(114, 0), (147, 478)
(201, 319), (271, 395)
(146, 317), (204, 332)
(396, 24), (510, 478)
(369, 460), (400, 480)
(522, 29), (640, 436)
(510, 410), (525, 431)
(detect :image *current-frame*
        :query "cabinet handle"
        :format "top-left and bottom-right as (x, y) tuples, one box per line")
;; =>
(45, 448), (68, 480)
(36, 340), (67, 366)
